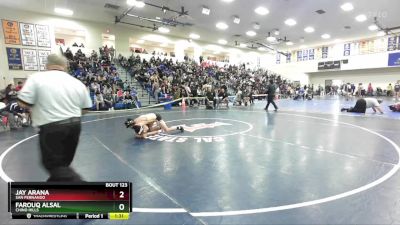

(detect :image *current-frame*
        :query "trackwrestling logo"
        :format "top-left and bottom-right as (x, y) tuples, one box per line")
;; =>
(146, 122), (232, 143)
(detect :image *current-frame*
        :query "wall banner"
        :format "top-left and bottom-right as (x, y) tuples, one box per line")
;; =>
(388, 36), (397, 51)
(302, 49), (308, 61)
(286, 53), (292, 63)
(36, 24), (51, 48)
(322, 47), (328, 59)
(297, 51), (303, 62)
(276, 53), (281, 64)
(344, 43), (351, 56)
(308, 49), (315, 60)
(6, 47), (23, 70)
(22, 49), (39, 71)
(38, 50), (51, 71)
(2, 20), (21, 45)
(20, 22), (37, 46)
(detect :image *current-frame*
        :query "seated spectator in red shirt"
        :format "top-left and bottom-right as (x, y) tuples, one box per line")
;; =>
(116, 89), (124, 102)
(15, 81), (24, 92)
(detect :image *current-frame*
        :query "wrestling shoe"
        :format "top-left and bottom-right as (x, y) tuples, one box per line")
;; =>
(124, 118), (133, 128)
(177, 126), (184, 132)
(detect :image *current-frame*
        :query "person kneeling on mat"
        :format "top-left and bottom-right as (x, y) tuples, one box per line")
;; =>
(389, 102), (400, 112)
(125, 113), (184, 138)
(341, 98), (384, 114)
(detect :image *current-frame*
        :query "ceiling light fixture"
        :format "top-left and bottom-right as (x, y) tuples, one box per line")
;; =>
(355, 14), (367, 22)
(304, 26), (315, 33)
(216, 22), (229, 30)
(258, 47), (266, 51)
(134, 1), (145, 8)
(240, 43), (247, 48)
(285, 18), (297, 26)
(202, 6), (210, 15)
(189, 33), (200, 39)
(54, 7), (74, 16)
(253, 23), (261, 30)
(127, 0), (145, 8)
(221, 0), (235, 2)
(368, 24), (378, 31)
(321, 34), (331, 39)
(274, 29), (280, 36)
(267, 36), (277, 42)
(341, 3), (354, 11)
(377, 31), (386, 37)
(255, 7), (269, 15)
(286, 41), (294, 46)
(158, 27), (170, 33)
(218, 39), (228, 45)
(246, 31), (257, 36)
(136, 40), (145, 44)
(233, 16), (240, 24)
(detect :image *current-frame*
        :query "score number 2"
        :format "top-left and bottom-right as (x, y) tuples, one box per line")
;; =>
(118, 190), (127, 211)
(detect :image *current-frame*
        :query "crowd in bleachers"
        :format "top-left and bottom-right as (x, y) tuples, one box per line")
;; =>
(2, 47), (400, 131)
(64, 46), (141, 111)
(118, 54), (304, 108)
(322, 81), (400, 101)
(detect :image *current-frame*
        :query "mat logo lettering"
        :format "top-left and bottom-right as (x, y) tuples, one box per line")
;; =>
(177, 122), (232, 133)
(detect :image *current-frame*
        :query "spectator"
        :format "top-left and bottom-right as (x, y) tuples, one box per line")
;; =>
(367, 83), (373, 96)
(387, 83), (393, 97)
(395, 80), (400, 102)
(95, 91), (105, 111)
(15, 81), (24, 92)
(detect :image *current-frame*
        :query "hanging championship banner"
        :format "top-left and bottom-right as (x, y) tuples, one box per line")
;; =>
(286, 53), (291, 63)
(6, 47), (23, 70)
(302, 49), (308, 61)
(20, 23), (37, 46)
(35, 24), (51, 48)
(308, 49), (315, 60)
(387, 36), (396, 51)
(322, 47), (328, 59)
(397, 36), (400, 50)
(22, 49), (39, 71)
(297, 51), (303, 62)
(276, 53), (281, 64)
(344, 43), (351, 56)
(38, 50), (51, 71)
(2, 20), (21, 45)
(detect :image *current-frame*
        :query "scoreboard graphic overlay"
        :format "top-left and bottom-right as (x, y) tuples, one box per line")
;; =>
(8, 182), (132, 220)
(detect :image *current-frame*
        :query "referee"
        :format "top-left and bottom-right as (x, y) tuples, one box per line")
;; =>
(264, 80), (278, 111)
(18, 54), (92, 182)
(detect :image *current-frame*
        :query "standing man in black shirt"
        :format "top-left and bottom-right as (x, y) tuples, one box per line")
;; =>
(264, 80), (278, 111)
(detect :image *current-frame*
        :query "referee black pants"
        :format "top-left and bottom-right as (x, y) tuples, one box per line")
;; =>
(265, 96), (278, 110)
(39, 119), (83, 182)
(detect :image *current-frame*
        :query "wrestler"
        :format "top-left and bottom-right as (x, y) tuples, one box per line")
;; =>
(125, 113), (184, 138)
(341, 98), (383, 114)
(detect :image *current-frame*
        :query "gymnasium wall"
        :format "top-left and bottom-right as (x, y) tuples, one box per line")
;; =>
(0, 7), (277, 89)
(309, 67), (400, 89)
(268, 50), (400, 86)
